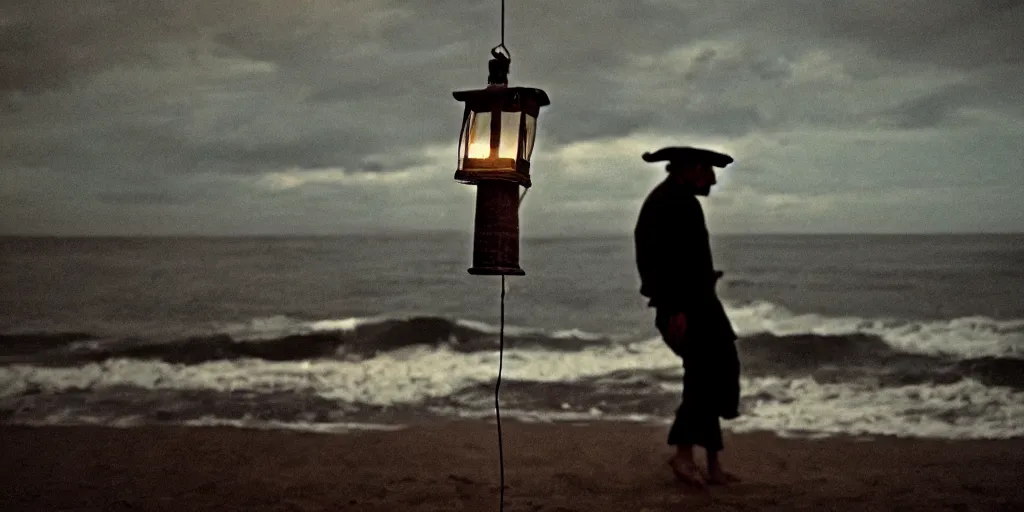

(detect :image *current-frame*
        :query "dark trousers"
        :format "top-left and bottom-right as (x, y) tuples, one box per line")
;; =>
(666, 374), (724, 452)
(655, 308), (727, 452)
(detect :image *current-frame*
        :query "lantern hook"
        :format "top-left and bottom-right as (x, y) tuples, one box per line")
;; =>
(487, 45), (511, 86)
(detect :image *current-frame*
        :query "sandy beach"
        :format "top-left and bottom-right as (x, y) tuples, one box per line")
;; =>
(2, 421), (1022, 511)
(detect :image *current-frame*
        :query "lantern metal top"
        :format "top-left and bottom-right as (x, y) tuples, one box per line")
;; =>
(452, 87), (550, 105)
(452, 87), (550, 115)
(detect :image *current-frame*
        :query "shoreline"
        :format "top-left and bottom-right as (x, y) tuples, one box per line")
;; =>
(3, 420), (1023, 511)
(6, 415), (1024, 442)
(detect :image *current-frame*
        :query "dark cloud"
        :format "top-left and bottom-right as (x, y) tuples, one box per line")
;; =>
(877, 86), (972, 130)
(873, 66), (1024, 129)
(0, 0), (1022, 234)
(740, 0), (1024, 70)
(0, 0), (204, 93)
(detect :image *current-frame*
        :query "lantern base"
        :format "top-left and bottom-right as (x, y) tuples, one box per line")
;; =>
(467, 265), (526, 276)
(454, 168), (531, 188)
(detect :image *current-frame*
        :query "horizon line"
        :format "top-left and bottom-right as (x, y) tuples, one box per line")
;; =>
(1, 230), (1022, 238)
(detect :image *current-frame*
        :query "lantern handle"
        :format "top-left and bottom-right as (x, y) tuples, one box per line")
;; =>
(491, 44), (511, 62)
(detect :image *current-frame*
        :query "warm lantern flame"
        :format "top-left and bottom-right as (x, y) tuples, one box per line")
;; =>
(468, 141), (492, 159)
(468, 141), (518, 159)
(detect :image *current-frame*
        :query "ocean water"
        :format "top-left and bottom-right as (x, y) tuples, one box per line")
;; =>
(1, 233), (1022, 439)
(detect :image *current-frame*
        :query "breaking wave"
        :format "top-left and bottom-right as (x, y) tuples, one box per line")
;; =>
(2, 302), (1022, 439)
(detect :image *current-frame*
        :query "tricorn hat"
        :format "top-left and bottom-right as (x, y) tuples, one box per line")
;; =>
(641, 146), (734, 168)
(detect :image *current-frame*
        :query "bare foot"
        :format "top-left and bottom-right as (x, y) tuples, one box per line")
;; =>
(707, 467), (741, 485)
(667, 456), (708, 489)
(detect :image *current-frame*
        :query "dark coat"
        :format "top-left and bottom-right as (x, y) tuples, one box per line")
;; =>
(633, 176), (737, 343)
(634, 176), (740, 419)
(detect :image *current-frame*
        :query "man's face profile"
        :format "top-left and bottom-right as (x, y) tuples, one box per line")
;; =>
(668, 163), (717, 196)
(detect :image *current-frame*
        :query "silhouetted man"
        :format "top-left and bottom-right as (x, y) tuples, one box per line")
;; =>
(633, 146), (741, 487)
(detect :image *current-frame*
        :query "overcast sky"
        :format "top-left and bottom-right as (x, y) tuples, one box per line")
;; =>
(2, 0), (1022, 236)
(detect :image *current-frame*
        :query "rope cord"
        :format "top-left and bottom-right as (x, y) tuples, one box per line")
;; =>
(497, 1), (509, 510)
(496, 274), (506, 511)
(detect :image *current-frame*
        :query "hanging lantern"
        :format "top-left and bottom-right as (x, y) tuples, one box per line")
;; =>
(453, 47), (550, 276)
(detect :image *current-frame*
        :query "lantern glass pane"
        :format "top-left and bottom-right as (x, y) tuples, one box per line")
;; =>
(521, 114), (537, 161)
(459, 111), (470, 167)
(499, 111), (521, 159)
(466, 111), (492, 159)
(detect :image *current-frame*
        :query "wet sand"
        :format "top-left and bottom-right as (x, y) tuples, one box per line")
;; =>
(2, 421), (1022, 511)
